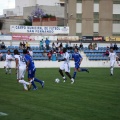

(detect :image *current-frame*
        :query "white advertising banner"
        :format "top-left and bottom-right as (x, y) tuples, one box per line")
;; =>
(0, 35), (12, 40)
(10, 25), (69, 34)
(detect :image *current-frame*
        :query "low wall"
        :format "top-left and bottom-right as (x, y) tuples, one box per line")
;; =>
(0, 60), (119, 68)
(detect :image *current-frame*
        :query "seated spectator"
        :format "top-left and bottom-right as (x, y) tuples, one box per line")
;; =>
(26, 42), (30, 50)
(0, 52), (3, 61)
(52, 42), (56, 51)
(88, 43), (92, 50)
(55, 42), (59, 51)
(114, 43), (118, 50)
(1, 42), (6, 49)
(92, 43), (98, 50)
(22, 41), (26, 49)
(19, 42), (23, 49)
(65, 42), (68, 49)
(75, 44), (78, 49)
(79, 43), (83, 50)
(47, 51), (52, 61)
(104, 49), (109, 56)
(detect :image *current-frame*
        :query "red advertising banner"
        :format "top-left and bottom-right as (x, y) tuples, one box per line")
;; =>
(93, 36), (104, 41)
(12, 34), (35, 41)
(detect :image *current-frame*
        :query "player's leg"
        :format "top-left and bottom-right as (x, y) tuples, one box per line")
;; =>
(8, 62), (12, 74)
(28, 69), (37, 90)
(80, 68), (89, 72)
(65, 63), (74, 84)
(72, 68), (77, 79)
(59, 64), (66, 82)
(32, 69), (44, 88)
(4, 62), (8, 74)
(110, 61), (115, 75)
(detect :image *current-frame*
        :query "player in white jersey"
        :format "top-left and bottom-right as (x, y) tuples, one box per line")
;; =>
(108, 47), (119, 76)
(14, 49), (31, 91)
(4, 50), (14, 74)
(58, 48), (74, 84)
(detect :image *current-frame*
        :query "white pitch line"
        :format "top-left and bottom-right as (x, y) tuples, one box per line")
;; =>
(0, 112), (8, 116)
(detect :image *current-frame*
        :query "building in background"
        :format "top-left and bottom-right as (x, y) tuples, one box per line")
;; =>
(67, 0), (120, 36)
(3, 0), (64, 16)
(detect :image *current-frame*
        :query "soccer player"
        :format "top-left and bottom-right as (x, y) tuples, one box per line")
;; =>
(14, 49), (31, 91)
(108, 47), (119, 76)
(23, 49), (44, 90)
(58, 48), (74, 84)
(72, 48), (89, 80)
(4, 50), (14, 74)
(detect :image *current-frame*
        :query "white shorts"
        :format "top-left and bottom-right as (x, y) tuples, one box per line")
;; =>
(4, 61), (11, 68)
(110, 60), (115, 67)
(17, 66), (26, 79)
(60, 63), (70, 73)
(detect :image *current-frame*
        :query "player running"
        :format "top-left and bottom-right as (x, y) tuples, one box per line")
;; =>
(4, 50), (14, 74)
(58, 48), (74, 84)
(23, 49), (44, 90)
(14, 49), (31, 91)
(72, 48), (89, 80)
(108, 47), (119, 76)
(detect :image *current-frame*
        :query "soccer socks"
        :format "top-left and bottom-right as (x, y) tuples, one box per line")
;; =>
(9, 68), (11, 74)
(5, 68), (8, 74)
(73, 71), (77, 79)
(34, 78), (43, 85)
(23, 84), (28, 90)
(30, 80), (37, 89)
(110, 67), (113, 75)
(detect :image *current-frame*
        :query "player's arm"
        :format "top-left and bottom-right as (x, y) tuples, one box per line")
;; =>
(58, 58), (66, 62)
(79, 54), (83, 64)
(116, 56), (119, 64)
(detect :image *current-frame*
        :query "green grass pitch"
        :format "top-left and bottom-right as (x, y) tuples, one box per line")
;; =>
(0, 68), (120, 120)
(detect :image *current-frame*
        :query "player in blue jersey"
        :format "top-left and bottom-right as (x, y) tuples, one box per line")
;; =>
(23, 49), (44, 90)
(72, 48), (89, 80)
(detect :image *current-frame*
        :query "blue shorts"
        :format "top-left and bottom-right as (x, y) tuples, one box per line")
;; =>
(28, 68), (36, 79)
(75, 63), (80, 69)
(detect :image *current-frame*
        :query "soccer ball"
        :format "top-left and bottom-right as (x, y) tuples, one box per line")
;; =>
(55, 78), (60, 83)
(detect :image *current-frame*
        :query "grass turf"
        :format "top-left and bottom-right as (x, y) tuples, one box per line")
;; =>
(0, 68), (120, 120)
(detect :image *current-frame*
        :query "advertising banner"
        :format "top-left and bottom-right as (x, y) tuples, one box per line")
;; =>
(57, 36), (79, 41)
(12, 34), (35, 41)
(105, 36), (120, 41)
(93, 36), (104, 41)
(0, 35), (12, 40)
(10, 25), (69, 34)
(82, 36), (93, 41)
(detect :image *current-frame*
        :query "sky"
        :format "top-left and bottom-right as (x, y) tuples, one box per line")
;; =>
(0, 0), (15, 15)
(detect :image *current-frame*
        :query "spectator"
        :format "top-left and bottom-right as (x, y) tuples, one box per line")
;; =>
(104, 49), (109, 56)
(69, 42), (73, 50)
(88, 43), (92, 50)
(110, 43), (114, 49)
(40, 39), (44, 50)
(92, 43), (98, 50)
(52, 42), (56, 51)
(43, 50), (47, 57)
(26, 42), (30, 50)
(65, 42), (68, 49)
(59, 42), (63, 49)
(55, 42), (59, 51)
(79, 43), (83, 50)
(1, 42), (6, 49)
(22, 41), (26, 49)
(0, 52), (3, 61)
(45, 38), (50, 50)
(19, 42), (23, 49)
(114, 43), (118, 50)
(75, 44), (78, 49)
(47, 51), (52, 61)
